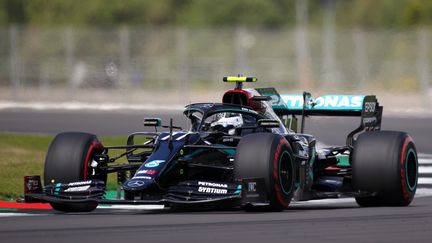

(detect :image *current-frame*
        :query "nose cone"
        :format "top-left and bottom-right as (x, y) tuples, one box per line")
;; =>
(123, 178), (153, 191)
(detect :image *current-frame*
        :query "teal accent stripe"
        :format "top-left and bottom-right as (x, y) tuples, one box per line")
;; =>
(104, 190), (124, 200)
(405, 148), (418, 192)
(0, 208), (18, 212)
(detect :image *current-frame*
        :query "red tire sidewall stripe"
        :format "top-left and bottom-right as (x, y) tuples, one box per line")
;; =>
(400, 135), (414, 202)
(83, 140), (103, 180)
(273, 138), (289, 208)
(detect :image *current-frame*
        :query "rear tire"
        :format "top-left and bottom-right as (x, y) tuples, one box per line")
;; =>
(235, 133), (294, 211)
(44, 132), (104, 212)
(352, 131), (418, 207)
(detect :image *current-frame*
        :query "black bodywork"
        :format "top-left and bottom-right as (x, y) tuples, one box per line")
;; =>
(25, 90), (384, 209)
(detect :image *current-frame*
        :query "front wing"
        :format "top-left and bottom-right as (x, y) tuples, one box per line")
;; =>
(22, 178), (272, 208)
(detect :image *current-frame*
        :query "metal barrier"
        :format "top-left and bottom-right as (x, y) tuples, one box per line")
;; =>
(0, 26), (431, 103)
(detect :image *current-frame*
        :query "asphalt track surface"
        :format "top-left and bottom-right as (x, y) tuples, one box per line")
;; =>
(0, 109), (431, 153)
(1, 196), (432, 243)
(1, 109), (432, 242)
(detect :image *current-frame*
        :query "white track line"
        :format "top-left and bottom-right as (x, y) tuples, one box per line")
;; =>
(0, 213), (47, 217)
(419, 159), (432, 165)
(419, 166), (432, 173)
(419, 154), (432, 159)
(292, 198), (355, 205)
(0, 101), (184, 111)
(414, 188), (432, 197)
(97, 205), (164, 210)
(419, 178), (432, 184)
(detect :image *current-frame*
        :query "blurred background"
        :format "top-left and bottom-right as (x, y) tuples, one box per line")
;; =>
(1, 0), (432, 202)
(0, 0), (431, 111)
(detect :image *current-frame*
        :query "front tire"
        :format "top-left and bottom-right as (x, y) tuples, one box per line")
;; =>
(44, 132), (104, 212)
(235, 133), (295, 211)
(352, 131), (418, 207)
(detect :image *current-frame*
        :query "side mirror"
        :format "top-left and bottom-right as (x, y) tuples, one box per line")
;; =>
(257, 119), (280, 128)
(143, 118), (162, 127)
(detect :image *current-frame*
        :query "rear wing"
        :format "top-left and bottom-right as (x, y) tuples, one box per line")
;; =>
(280, 94), (364, 116)
(256, 88), (382, 148)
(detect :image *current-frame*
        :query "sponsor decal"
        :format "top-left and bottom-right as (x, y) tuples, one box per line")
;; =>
(280, 95), (303, 108)
(24, 176), (41, 192)
(26, 181), (33, 191)
(198, 187), (228, 194)
(248, 182), (257, 192)
(363, 117), (377, 125)
(64, 185), (90, 192)
(364, 101), (376, 113)
(198, 181), (228, 188)
(144, 160), (166, 168)
(222, 137), (234, 143)
(126, 180), (146, 188)
(196, 182), (229, 194)
(241, 107), (258, 114)
(268, 94), (285, 107)
(67, 181), (92, 186)
(202, 104), (214, 109)
(136, 170), (157, 175)
(281, 95), (364, 110)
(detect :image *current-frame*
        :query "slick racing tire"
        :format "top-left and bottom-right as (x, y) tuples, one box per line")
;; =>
(352, 131), (418, 207)
(235, 133), (294, 211)
(44, 132), (104, 212)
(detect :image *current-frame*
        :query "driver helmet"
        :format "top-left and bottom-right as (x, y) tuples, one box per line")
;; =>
(210, 113), (243, 134)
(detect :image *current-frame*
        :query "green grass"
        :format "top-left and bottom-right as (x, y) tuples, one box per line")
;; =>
(0, 133), (128, 200)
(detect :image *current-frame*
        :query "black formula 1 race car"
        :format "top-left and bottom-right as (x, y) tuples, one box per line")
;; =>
(23, 76), (419, 212)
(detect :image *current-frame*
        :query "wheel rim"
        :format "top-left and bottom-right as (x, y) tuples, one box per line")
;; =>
(405, 148), (418, 192)
(279, 151), (293, 195)
(83, 140), (103, 180)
